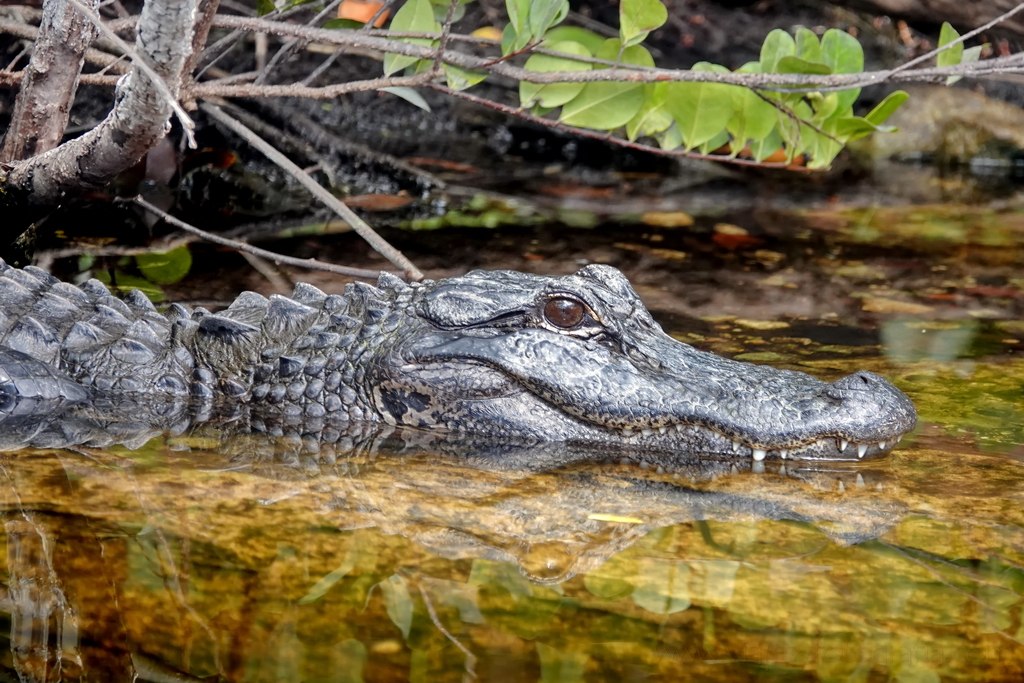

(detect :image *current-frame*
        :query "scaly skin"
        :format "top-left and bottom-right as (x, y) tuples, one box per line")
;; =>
(0, 260), (916, 461)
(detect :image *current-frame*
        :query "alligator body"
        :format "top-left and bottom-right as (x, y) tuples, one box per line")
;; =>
(0, 259), (916, 460)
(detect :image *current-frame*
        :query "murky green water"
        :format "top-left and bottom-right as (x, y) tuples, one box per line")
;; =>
(2, 213), (1023, 682)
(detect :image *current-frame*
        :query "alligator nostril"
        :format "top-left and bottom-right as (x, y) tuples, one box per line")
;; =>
(831, 371), (882, 392)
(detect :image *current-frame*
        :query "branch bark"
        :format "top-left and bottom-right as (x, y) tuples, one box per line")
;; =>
(0, 0), (198, 214)
(0, 0), (99, 163)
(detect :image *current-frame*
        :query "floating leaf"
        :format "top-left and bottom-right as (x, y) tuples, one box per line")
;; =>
(520, 40), (591, 108)
(379, 574), (414, 639)
(620, 0), (668, 48)
(631, 559), (691, 614)
(135, 246), (192, 285)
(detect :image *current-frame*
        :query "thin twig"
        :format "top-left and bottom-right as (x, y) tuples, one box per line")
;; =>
(66, 0), (197, 147)
(253, 0), (341, 85)
(416, 579), (478, 680)
(130, 195), (396, 281)
(885, 2), (1024, 78)
(199, 101), (423, 279)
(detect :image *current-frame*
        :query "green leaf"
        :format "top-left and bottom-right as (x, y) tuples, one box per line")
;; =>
(808, 91), (840, 122)
(665, 62), (734, 150)
(322, 18), (364, 29)
(520, 41), (591, 108)
(383, 0), (439, 76)
(820, 28), (863, 73)
(727, 82), (776, 153)
(937, 22), (964, 68)
(379, 574), (414, 639)
(381, 86), (432, 111)
(820, 28), (863, 110)
(626, 82), (674, 140)
(699, 128), (730, 155)
(834, 90), (908, 142)
(620, 0), (668, 48)
(760, 29), (796, 72)
(444, 65), (487, 91)
(543, 26), (607, 54)
(656, 122), (683, 150)
(794, 26), (822, 64)
(135, 247), (192, 285)
(776, 55), (832, 75)
(864, 89), (908, 127)
(528, 0), (569, 41)
(749, 127), (783, 162)
(559, 40), (650, 130)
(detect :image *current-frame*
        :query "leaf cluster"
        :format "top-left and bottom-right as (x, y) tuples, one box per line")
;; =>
(359, 0), (984, 169)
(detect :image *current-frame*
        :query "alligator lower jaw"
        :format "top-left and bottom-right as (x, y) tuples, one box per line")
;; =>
(614, 425), (907, 461)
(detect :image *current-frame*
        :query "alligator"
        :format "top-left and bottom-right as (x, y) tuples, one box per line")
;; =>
(0, 258), (916, 461)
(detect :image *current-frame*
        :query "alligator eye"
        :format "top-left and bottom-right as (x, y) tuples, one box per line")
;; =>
(543, 297), (586, 328)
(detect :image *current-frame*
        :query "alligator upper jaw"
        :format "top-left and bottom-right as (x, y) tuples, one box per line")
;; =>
(406, 326), (917, 462)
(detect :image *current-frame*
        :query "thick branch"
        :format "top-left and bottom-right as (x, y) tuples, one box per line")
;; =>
(1, 0), (198, 211)
(0, 0), (98, 163)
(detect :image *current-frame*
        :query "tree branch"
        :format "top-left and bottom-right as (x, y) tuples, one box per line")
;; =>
(0, 0), (98, 163)
(199, 101), (424, 280)
(1, 0), (199, 214)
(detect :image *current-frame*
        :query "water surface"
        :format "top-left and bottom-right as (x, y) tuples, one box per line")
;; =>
(2, 212), (1023, 682)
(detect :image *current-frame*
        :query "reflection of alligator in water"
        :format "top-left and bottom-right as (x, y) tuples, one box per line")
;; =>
(0, 432), (905, 680)
(0, 258), (915, 460)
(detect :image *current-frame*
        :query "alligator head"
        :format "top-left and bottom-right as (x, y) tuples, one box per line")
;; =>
(369, 265), (916, 461)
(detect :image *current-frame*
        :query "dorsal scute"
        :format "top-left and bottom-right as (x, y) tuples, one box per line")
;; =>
(5, 316), (60, 364)
(122, 288), (157, 314)
(261, 295), (319, 345)
(292, 282), (327, 305)
(197, 314), (260, 343)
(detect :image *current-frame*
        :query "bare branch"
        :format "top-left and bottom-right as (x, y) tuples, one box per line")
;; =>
(0, 0), (98, 163)
(1, 0), (199, 213)
(199, 101), (424, 280)
(130, 196), (394, 281)
(66, 0), (196, 145)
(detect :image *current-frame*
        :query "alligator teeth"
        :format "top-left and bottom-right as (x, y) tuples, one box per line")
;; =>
(857, 443), (868, 459)
(839, 439), (849, 453)
(878, 441), (886, 450)
(855, 473), (865, 488)
(641, 428), (654, 437)
(732, 441), (740, 453)
(752, 449), (766, 461)
(779, 449), (788, 459)
(896, 435), (903, 443)
(658, 426), (669, 435)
